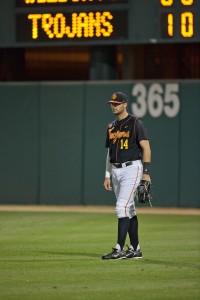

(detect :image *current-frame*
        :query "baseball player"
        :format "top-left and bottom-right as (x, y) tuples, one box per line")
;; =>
(102, 92), (151, 260)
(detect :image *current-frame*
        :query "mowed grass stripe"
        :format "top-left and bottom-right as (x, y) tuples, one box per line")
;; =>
(0, 212), (199, 300)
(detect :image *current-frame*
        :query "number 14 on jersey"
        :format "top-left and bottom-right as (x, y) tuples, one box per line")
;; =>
(120, 139), (129, 149)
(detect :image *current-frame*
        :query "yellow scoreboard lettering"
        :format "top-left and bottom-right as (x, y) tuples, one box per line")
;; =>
(181, 12), (193, 37)
(160, 0), (173, 7)
(77, 13), (89, 38)
(160, 0), (194, 6)
(24, 0), (107, 4)
(160, 0), (193, 6)
(25, 0), (68, 3)
(28, 14), (42, 39)
(161, 0), (195, 39)
(28, 11), (114, 39)
(167, 14), (173, 37)
(181, 0), (193, 5)
(15, 0), (198, 44)
(53, 13), (66, 38)
(42, 14), (55, 38)
(66, 13), (77, 38)
(101, 11), (113, 37)
(88, 12), (100, 37)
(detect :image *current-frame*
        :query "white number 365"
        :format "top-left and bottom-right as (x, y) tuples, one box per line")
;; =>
(131, 83), (180, 118)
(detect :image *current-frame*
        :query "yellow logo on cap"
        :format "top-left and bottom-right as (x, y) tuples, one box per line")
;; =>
(112, 93), (117, 100)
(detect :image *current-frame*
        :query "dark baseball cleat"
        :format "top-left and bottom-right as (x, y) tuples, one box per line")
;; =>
(132, 249), (142, 259)
(123, 247), (143, 259)
(102, 248), (125, 260)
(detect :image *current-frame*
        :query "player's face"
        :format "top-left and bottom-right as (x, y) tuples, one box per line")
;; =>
(111, 102), (127, 115)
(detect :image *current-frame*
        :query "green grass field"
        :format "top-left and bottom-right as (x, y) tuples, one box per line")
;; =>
(0, 211), (199, 300)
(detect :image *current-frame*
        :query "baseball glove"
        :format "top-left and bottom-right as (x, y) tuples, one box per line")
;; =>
(136, 180), (152, 206)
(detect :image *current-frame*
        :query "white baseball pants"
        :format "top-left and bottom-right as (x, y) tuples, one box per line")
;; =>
(111, 160), (143, 218)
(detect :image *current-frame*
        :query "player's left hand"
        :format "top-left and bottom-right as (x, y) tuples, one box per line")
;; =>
(142, 174), (151, 182)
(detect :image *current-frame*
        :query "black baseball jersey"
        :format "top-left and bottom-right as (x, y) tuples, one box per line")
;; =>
(105, 114), (149, 163)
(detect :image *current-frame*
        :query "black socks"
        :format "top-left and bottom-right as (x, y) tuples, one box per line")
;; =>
(117, 215), (139, 251)
(117, 217), (130, 250)
(128, 215), (139, 251)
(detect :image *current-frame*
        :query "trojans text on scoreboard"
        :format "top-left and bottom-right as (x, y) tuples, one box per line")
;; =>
(28, 11), (114, 39)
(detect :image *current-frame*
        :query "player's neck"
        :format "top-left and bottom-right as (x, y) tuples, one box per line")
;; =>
(117, 111), (129, 121)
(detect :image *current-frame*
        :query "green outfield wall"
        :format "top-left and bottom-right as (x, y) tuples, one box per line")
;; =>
(0, 81), (199, 208)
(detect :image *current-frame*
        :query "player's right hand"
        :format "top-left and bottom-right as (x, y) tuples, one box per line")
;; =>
(104, 178), (113, 191)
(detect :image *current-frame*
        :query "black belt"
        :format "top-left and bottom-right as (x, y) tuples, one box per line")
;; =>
(113, 161), (133, 168)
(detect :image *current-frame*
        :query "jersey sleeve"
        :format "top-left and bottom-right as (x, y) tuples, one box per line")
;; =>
(136, 119), (149, 141)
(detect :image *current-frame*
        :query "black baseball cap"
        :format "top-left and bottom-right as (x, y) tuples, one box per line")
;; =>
(108, 92), (128, 104)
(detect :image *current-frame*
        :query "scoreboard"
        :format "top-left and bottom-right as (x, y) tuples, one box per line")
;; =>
(0, 0), (200, 47)
(16, 0), (128, 42)
(160, 0), (199, 39)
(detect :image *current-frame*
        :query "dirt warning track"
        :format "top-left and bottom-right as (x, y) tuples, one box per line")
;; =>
(0, 205), (199, 215)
